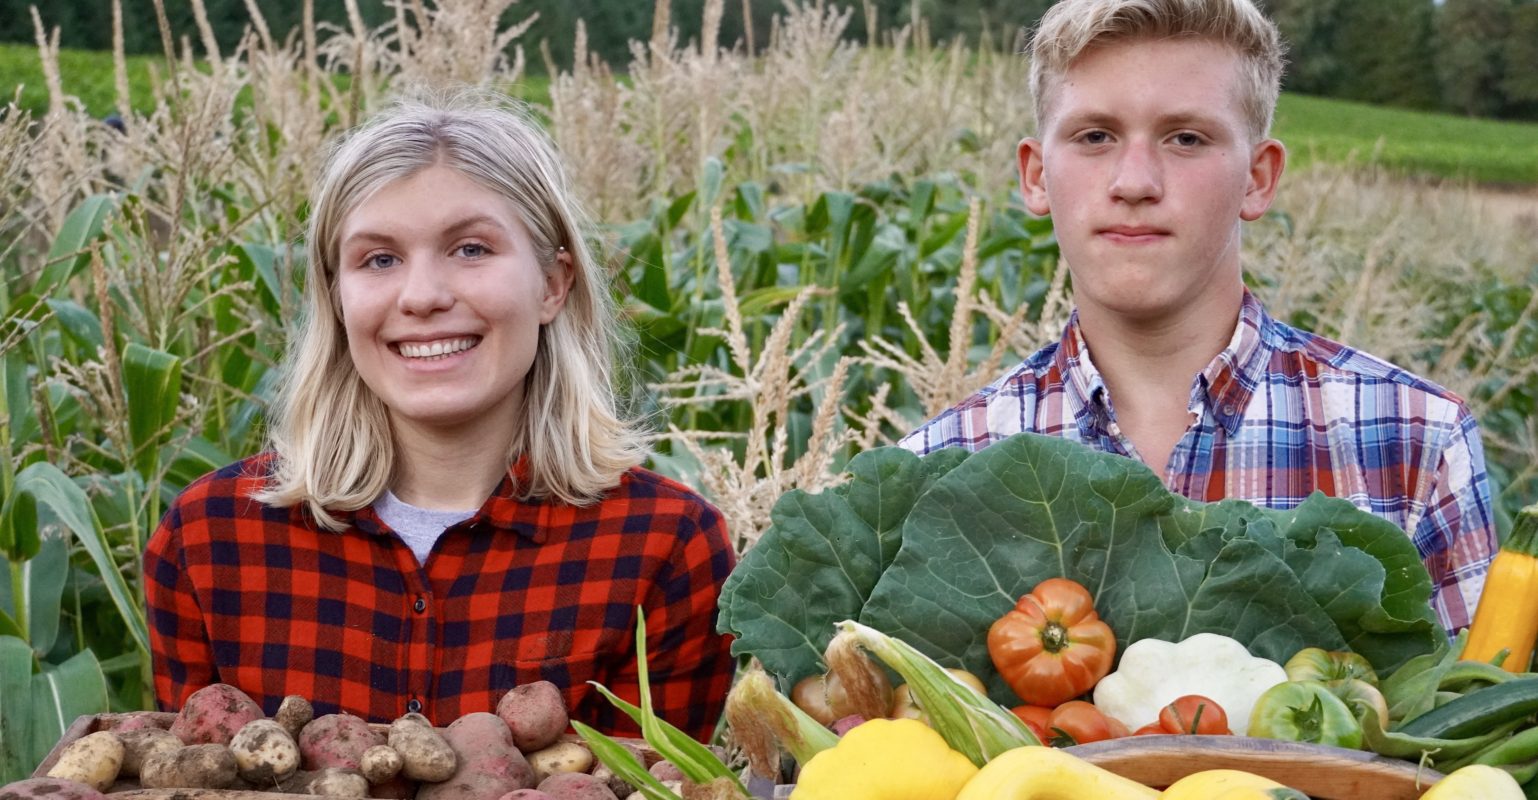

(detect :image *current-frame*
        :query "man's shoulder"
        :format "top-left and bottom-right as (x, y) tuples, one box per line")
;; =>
(898, 341), (1064, 455)
(1261, 315), (1470, 413)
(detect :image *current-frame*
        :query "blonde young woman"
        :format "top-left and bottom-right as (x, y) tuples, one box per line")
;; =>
(144, 92), (735, 740)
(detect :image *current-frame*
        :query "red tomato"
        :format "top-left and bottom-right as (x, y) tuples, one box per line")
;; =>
(1155, 694), (1232, 735)
(1133, 722), (1164, 736)
(1044, 700), (1127, 747)
(988, 578), (1117, 707)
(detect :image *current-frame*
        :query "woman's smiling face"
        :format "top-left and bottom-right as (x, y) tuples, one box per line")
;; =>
(335, 165), (571, 439)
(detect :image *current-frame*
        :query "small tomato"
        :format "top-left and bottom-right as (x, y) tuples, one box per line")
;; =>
(1283, 648), (1379, 686)
(1155, 695), (1232, 735)
(988, 577), (1116, 707)
(1044, 700), (1127, 747)
(1247, 681), (1363, 749)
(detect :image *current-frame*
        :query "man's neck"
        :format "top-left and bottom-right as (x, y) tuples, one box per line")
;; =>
(1075, 284), (1244, 470)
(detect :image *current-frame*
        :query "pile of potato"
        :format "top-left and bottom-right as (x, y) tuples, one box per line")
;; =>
(2, 682), (686, 800)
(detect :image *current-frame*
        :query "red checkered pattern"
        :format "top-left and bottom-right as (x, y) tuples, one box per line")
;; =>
(145, 453), (736, 740)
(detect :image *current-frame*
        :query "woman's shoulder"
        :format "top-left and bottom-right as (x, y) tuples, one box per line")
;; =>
(163, 452), (287, 524)
(609, 467), (726, 528)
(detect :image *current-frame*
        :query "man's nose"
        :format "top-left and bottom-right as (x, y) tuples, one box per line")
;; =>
(1109, 139), (1163, 204)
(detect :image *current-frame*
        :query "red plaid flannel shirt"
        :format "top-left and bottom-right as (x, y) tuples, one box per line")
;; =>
(145, 453), (736, 741)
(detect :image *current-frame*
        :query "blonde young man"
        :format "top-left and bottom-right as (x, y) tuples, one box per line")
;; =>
(900, 0), (1496, 632)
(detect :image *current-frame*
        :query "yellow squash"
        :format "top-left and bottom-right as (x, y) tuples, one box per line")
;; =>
(1159, 769), (1308, 799)
(789, 718), (977, 800)
(1462, 504), (1538, 671)
(955, 745), (1158, 800)
(1419, 764), (1524, 799)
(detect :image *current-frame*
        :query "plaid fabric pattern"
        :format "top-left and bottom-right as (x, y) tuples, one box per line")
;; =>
(900, 291), (1497, 633)
(145, 454), (736, 740)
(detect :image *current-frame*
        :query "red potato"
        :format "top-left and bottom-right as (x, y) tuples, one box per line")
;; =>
(298, 713), (384, 771)
(495, 682), (569, 753)
(0, 778), (109, 800)
(113, 715), (168, 734)
(534, 773), (617, 800)
(416, 712), (535, 800)
(169, 684), (266, 746)
(496, 793), (556, 800)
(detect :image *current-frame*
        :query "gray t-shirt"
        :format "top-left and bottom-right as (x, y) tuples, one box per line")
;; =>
(372, 490), (477, 565)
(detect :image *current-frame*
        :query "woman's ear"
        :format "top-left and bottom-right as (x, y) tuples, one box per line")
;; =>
(1018, 137), (1051, 217)
(540, 248), (576, 324)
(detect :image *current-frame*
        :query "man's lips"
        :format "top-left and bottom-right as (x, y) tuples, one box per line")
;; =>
(1098, 225), (1171, 243)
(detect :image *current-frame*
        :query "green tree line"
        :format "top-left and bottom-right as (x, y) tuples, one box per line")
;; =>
(5, 0), (1537, 118)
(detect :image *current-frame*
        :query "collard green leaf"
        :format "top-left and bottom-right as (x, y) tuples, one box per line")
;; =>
(716, 447), (970, 683)
(719, 434), (1443, 701)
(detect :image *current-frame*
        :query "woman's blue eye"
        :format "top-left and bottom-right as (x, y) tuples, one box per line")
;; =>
(459, 243), (488, 258)
(366, 253), (398, 269)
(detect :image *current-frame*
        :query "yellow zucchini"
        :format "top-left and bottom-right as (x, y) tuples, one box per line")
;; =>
(1159, 769), (1307, 799)
(1462, 505), (1538, 672)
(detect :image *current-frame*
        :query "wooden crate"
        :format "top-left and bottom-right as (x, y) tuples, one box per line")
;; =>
(1064, 735), (1443, 800)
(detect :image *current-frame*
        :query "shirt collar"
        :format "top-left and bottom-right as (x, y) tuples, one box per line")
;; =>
(1055, 289), (1273, 438)
(336, 456), (550, 543)
(1200, 289), (1270, 436)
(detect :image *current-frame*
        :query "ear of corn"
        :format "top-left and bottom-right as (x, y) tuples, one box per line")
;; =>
(830, 619), (1041, 766)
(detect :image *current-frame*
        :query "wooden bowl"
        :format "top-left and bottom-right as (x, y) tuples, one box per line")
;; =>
(1065, 735), (1443, 800)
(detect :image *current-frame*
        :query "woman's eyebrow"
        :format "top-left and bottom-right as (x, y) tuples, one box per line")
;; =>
(340, 214), (511, 249)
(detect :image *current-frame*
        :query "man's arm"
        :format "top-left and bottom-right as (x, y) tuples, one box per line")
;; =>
(1415, 406), (1499, 633)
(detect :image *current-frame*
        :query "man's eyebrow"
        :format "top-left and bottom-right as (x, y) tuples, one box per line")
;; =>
(1055, 109), (1227, 130)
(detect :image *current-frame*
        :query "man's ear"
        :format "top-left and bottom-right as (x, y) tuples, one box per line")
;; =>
(540, 249), (576, 324)
(1018, 137), (1051, 217)
(1240, 138), (1286, 222)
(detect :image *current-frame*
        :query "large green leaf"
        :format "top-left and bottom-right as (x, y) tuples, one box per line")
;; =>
(719, 434), (1444, 704)
(30, 649), (108, 769)
(716, 446), (971, 683)
(0, 635), (36, 782)
(0, 537), (68, 656)
(34, 194), (117, 296)
(9, 463), (149, 656)
(122, 344), (183, 479)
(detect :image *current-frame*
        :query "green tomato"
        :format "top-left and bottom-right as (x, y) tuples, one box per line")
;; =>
(1283, 647), (1379, 686)
(1247, 681), (1364, 749)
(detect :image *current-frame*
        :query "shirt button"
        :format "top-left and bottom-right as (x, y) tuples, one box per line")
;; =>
(1222, 404), (1237, 416)
(406, 698), (421, 714)
(413, 596), (427, 614)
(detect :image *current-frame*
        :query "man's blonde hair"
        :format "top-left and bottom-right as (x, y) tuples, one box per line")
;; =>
(254, 89), (646, 529)
(1029, 0), (1285, 140)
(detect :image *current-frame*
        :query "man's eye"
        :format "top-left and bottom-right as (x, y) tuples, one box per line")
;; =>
(1174, 132), (1203, 147)
(1082, 131), (1110, 144)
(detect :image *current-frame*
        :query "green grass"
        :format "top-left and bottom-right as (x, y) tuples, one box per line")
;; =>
(1274, 93), (1538, 186)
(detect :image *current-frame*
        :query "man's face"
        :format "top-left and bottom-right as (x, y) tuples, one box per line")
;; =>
(1020, 38), (1284, 326)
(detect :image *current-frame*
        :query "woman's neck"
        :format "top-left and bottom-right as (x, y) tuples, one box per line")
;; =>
(387, 415), (518, 511)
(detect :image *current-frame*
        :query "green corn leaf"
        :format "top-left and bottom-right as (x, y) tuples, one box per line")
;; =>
(10, 463), (149, 656)
(20, 537), (68, 656)
(571, 721), (681, 800)
(35, 194), (116, 296)
(122, 343), (182, 479)
(30, 649), (108, 772)
(0, 635), (37, 783)
(43, 298), (105, 352)
(0, 484), (40, 563)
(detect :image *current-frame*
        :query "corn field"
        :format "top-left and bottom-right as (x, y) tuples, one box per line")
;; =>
(0, 0), (1534, 781)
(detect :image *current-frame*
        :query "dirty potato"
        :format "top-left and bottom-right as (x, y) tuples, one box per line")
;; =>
(139, 743), (239, 789)
(169, 684), (266, 746)
(387, 715), (456, 782)
(274, 695), (314, 740)
(44, 733), (124, 792)
(525, 741), (592, 784)
(495, 682), (568, 753)
(0, 777), (109, 800)
(359, 745), (403, 784)
(229, 719), (301, 783)
(117, 728), (183, 777)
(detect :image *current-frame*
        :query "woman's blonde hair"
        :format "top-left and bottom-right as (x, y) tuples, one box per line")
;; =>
(1029, 0), (1286, 141)
(254, 89), (646, 529)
